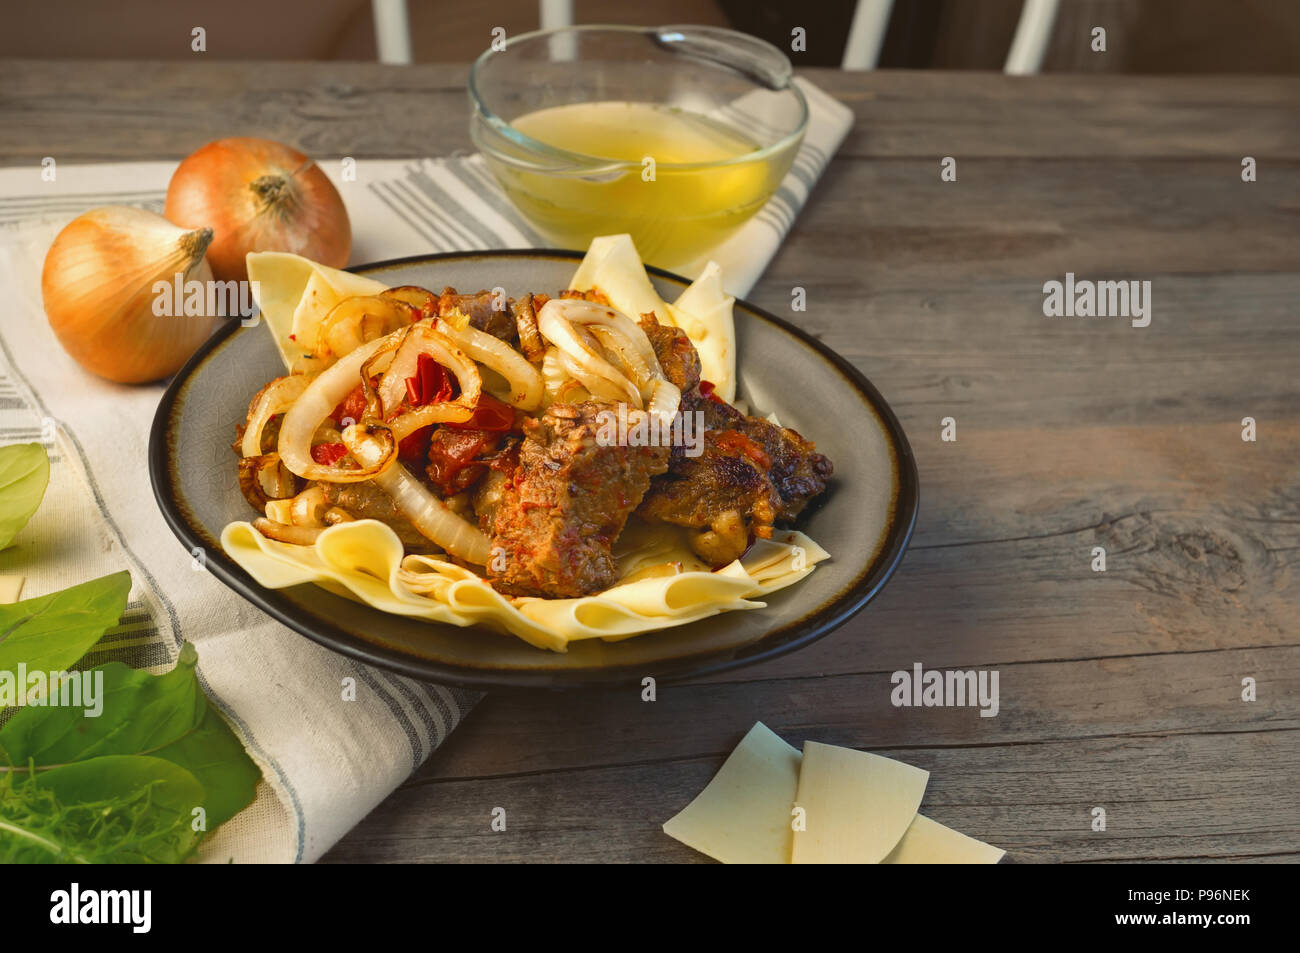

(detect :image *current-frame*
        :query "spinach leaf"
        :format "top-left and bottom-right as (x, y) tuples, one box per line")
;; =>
(0, 755), (204, 864)
(0, 643), (260, 830)
(0, 443), (49, 551)
(150, 703), (261, 830)
(0, 570), (130, 677)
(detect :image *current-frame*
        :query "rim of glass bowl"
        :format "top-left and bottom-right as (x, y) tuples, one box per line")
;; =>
(468, 24), (810, 175)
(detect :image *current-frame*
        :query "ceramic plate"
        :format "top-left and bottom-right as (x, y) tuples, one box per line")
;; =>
(149, 251), (917, 688)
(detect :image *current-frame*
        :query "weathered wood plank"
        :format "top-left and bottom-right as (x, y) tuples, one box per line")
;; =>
(390, 647), (1297, 779)
(2, 63), (1298, 164)
(321, 728), (1300, 863)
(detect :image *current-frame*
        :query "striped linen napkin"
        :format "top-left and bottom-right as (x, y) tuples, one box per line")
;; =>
(0, 76), (851, 863)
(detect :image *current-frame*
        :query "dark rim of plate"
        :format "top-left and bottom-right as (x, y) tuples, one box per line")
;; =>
(148, 249), (919, 689)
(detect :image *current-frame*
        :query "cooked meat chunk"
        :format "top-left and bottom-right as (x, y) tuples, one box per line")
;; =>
(693, 392), (832, 521)
(480, 401), (670, 597)
(637, 434), (778, 565)
(640, 313), (701, 393)
(425, 428), (503, 496)
(319, 481), (435, 552)
(437, 287), (517, 341)
(638, 376), (832, 566)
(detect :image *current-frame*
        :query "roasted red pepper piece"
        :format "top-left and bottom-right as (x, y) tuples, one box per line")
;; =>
(332, 383), (368, 426)
(426, 427), (496, 495)
(310, 442), (349, 465)
(398, 425), (432, 462)
(445, 392), (516, 432)
(405, 354), (455, 407)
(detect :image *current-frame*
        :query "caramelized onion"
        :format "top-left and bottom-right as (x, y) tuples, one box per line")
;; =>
(241, 375), (311, 457)
(253, 517), (324, 546)
(377, 323), (482, 440)
(315, 295), (416, 362)
(647, 379), (682, 430)
(341, 425), (491, 565)
(549, 297), (660, 371)
(538, 299), (641, 406)
(290, 484), (328, 527)
(277, 333), (401, 481)
(438, 314), (544, 410)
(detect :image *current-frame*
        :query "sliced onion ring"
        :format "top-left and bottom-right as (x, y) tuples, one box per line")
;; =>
(341, 424), (491, 565)
(241, 375), (311, 457)
(377, 323), (483, 440)
(559, 350), (630, 403)
(278, 333), (402, 481)
(538, 299), (641, 407)
(257, 455), (296, 499)
(381, 285), (437, 320)
(588, 325), (655, 399)
(549, 297), (660, 371)
(315, 295), (416, 361)
(290, 485), (328, 527)
(646, 379), (682, 430)
(438, 313), (544, 411)
(253, 518), (323, 546)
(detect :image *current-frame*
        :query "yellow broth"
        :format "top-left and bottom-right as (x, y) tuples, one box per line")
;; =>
(487, 101), (798, 268)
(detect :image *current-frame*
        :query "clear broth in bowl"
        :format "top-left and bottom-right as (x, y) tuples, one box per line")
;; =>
(486, 101), (797, 269)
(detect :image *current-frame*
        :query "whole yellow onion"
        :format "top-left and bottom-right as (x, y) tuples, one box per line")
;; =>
(165, 137), (351, 283)
(41, 206), (219, 384)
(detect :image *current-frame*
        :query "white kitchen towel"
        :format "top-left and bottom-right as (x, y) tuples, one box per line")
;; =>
(0, 76), (851, 863)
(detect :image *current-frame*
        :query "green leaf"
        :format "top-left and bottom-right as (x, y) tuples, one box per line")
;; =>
(0, 755), (204, 863)
(150, 703), (261, 829)
(0, 642), (260, 830)
(0, 570), (130, 677)
(0, 651), (204, 765)
(0, 443), (50, 550)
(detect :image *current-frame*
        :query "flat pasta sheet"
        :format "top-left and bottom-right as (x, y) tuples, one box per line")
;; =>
(662, 722), (1005, 864)
(221, 520), (828, 652)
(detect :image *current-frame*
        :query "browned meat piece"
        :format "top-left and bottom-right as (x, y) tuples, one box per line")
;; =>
(694, 393), (832, 522)
(637, 435), (779, 566)
(319, 481), (436, 552)
(480, 401), (670, 598)
(437, 287), (517, 341)
(639, 313), (701, 393)
(512, 293), (547, 363)
(560, 288), (611, 305)
(638, 380), (832, 566)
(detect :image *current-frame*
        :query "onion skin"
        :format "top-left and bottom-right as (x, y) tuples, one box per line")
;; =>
(41, 206), (218, 384)
(165, 137), (350, 283)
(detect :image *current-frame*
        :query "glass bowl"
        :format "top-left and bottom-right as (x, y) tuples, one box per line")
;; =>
(469, 24), (808, 271)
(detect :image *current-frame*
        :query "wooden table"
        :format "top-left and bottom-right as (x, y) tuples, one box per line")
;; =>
(5, 61), (1297, 863)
